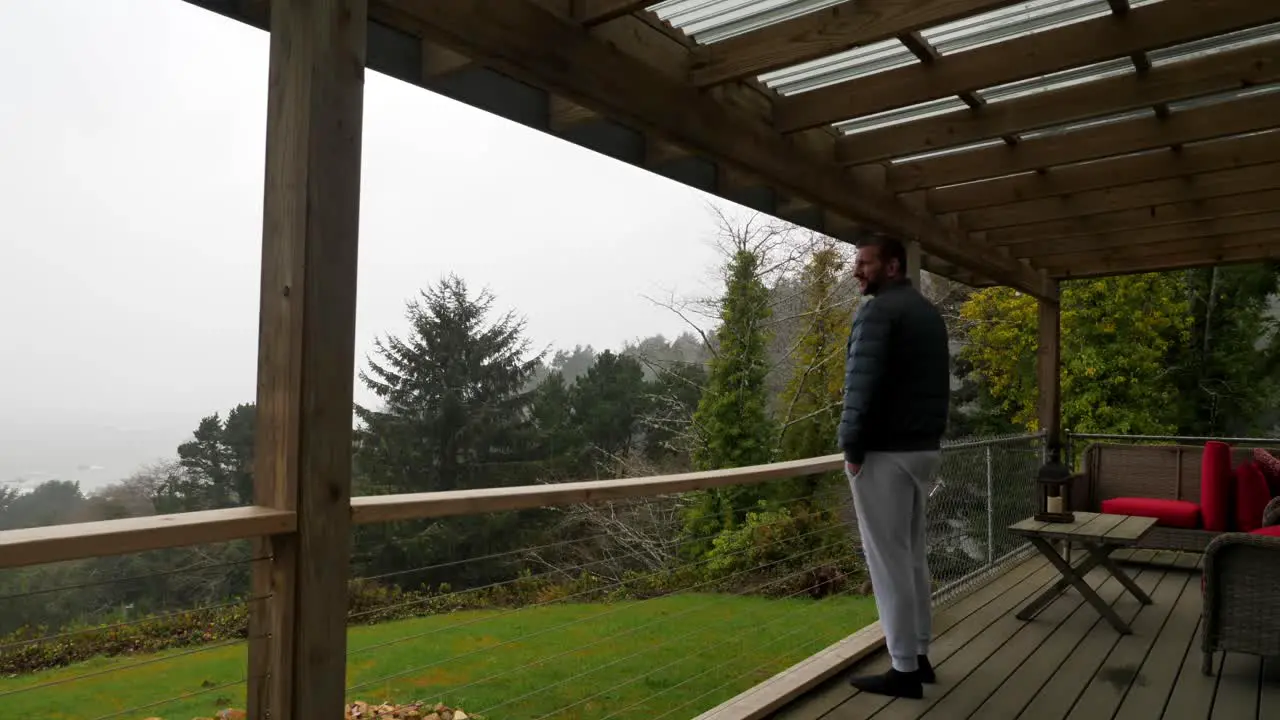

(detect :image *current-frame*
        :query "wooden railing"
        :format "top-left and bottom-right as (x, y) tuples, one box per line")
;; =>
(0, 455), (845, 572)
(0, 436), (1051, 719)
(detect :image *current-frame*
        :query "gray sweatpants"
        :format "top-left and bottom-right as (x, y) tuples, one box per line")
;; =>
(847, 450), (941, 673)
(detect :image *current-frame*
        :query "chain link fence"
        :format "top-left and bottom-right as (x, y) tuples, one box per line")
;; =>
(926, 433), (1046, 603)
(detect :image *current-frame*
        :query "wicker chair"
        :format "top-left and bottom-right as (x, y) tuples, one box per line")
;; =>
(1201, 496), (1280, 674)
(1078, 443), (1255, 552)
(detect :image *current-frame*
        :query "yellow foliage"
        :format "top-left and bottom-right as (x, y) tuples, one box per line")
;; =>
(959, 274), (1193, 436)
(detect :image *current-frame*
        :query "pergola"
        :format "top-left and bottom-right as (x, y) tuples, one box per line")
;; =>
(96, 0), (1280, 716)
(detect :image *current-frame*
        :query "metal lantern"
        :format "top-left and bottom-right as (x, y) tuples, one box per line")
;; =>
(1035, 458), (1076, 524)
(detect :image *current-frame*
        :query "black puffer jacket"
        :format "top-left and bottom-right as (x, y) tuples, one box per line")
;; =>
(836, 280), (950, 464)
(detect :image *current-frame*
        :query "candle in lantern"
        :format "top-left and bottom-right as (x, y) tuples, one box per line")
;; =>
(1046, 495), (1064, 514)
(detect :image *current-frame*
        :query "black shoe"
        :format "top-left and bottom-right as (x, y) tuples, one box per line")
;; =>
(847, 667), (924, 699)
(918, 654), (936, 684)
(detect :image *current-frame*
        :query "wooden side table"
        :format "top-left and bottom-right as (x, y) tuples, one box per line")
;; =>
(1008, 511), (1157, 634)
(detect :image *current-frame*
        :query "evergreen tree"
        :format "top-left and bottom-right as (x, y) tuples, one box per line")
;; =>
(354, 275), (543, 494)
(570, 350), (650, 465)
(687, 246), (777, 542)
(529, 370), (587, 480)
(175, 403), (256, 509)
(353, 275), (547, 588)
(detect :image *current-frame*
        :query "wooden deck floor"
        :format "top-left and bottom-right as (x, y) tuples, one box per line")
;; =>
(772, 549), (1280, 720)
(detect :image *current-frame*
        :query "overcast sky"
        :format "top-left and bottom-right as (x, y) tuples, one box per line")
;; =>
(0, 0), (738, 490)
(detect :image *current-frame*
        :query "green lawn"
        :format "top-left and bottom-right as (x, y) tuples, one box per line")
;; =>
(1, 592), (876, 720)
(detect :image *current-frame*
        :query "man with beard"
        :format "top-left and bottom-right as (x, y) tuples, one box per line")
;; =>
(838, 232), (950, 699)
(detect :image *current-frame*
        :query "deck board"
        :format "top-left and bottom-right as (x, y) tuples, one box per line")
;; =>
(1004, 567), (1160, 720)
(1210, 652), (1261, 719)
(1260, 658), (1280, 716)
(776, 556), (1056, 720)
(952, 570), (1136, 720)
(913, 569), (1114, 719)
(769, 554), (1275, 720)
(1063, 569), (1192, 720)
(831, 567), (1077, 720)
(1111, 567), (1203, 720)
(1163, 613), (1219, 720)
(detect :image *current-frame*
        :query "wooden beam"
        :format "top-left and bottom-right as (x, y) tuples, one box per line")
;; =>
(375, 0), (1053, 298)
(1033, 229), (1280, 271)
(775, 0), (1280, 133)
(573, 0), (652, 26)
(1002, 211), (1280, 258)
(961, 161), (1280, 231)
(353, 454), (845, 524)
(1037, 285), (1061, 449)
(927, 130), (1280, 212)
(980, 188), (1280, 244)
(246, 1), (366, 719)
(0, 507), (296, 570)
(836, 41), (1280, 165)
(1044, 238), (1280, 278)
(688, 0), (1015, 88)
(887, 90), (1280, 192)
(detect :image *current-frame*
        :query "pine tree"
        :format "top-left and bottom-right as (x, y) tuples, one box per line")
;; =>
(570, 350), (650, 465)
(175, 403), (256, 509)
(352, 275), (546, 589)
(354, 275), (542, 494)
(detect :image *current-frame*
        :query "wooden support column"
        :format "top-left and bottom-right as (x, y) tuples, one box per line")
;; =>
(1037, 281), (1062, 460)
(247, 1), (367, 719)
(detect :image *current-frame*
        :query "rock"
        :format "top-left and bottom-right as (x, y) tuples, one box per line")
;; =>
(454, 711), (470, 720)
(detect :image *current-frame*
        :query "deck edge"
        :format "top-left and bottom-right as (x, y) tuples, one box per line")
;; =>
(693, 550), (1036, 720)
(692, 622), (887, 720)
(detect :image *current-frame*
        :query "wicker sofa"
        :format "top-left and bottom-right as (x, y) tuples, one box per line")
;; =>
(1076, 442), (1258, 551)
(1201, 495), (1280, 674)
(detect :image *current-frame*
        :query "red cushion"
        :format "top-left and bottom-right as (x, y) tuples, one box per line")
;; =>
(1250, 525), (1280, 537)
(1201, 441), (1234, 531)
(1236, 461), (1271, 532)
(1100, 497), (1201, 529)
(1254, 448), (1280, 495)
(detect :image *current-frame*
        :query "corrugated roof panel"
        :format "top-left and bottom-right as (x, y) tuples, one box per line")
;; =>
(1166, 82), (1280, 113)
(1018, 107), (1157, 141)
(890, 138), (1007, 165)
(648, 0), (845, 45)
(759, 38), (919, 96)
(976, 58), (1135, 104)
(919, 0), (1113, 56)
(836, 97), (970, 135)
(1149, 22), (1280, 67)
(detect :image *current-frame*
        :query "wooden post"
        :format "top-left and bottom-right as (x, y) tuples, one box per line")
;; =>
(247, 1), (367, 718)
(1037, 281), (1062, 461)
(906, 240), (922, 288)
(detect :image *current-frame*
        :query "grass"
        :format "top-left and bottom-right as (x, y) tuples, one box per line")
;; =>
(0, 592), (876, 720)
